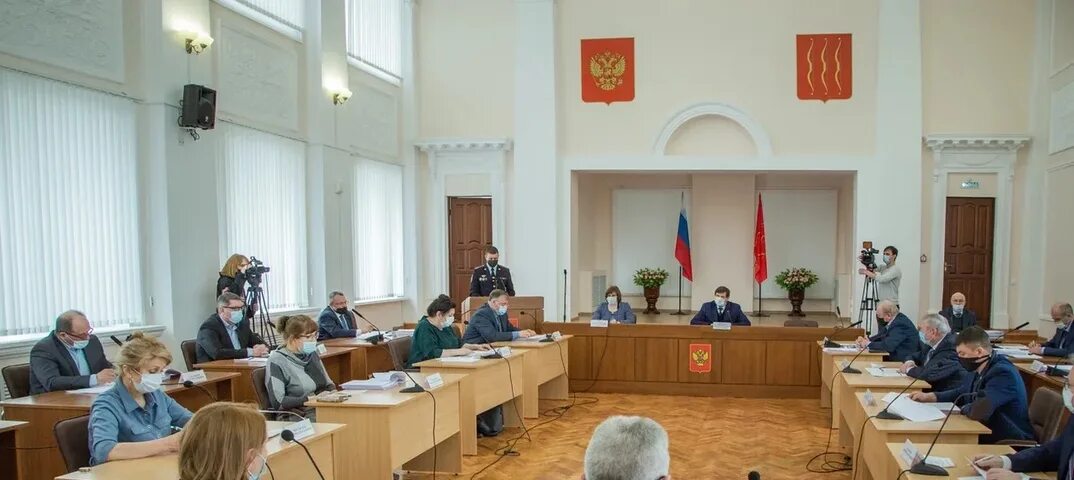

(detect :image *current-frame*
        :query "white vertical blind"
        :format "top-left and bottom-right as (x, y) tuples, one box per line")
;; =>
(232, 0), (305, 31)
(353, 159), (404, 301)
(346, 0), (403, 79)
(219, 123), (309, 311)
(0, 69), (143, 336)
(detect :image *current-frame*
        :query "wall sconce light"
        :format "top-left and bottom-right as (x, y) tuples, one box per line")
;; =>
(331, 88), (353, 105)
(184, 31), (214, 55)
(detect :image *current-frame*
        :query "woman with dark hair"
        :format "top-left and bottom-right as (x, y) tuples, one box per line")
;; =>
(591, 286), (636, 324)
(406, 295), (490, 368)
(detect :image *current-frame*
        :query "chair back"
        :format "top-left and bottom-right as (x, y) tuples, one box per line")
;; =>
(54, 415), (91, 472)
(251, 367), (273, 413)
(2, 363), (31, 399)
(1029, 387), (1065, 443)
(388, 336), (412, 371)
(180, 340), (198, 371)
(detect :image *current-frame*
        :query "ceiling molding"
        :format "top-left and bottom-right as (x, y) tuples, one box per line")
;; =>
(414, 138), (513, 152)
(923, 134), (1031, 152)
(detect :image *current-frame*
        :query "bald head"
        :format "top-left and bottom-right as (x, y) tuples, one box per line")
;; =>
(950, 292), (966, 305)
(55, 310), (89, 335)
(1052, 302), (1074, 324)
(877, 300), (898, 319)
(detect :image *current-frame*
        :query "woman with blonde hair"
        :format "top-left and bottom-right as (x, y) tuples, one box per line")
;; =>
(88, 332), (191, 465)
(265, 315), (335, 419)
(217, 254), (261, 316)
(179, 402), (268, 480)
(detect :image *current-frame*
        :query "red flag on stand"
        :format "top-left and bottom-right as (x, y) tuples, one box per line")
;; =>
(753, 194), (768, 284)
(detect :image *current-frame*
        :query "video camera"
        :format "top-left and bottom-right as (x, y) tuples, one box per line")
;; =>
(245, 256), (270, 286)
(859, 241), (879, 272)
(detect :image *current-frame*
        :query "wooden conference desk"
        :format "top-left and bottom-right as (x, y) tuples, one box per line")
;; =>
(320, 335), (406, 374)
(1, 420), (29, 480)
(836, 365), (931, 454)
(554, 322), (862, 398)
(885, 443), (1055, 480)
(307, 373), (465, 480)
(415, 351), (528, 455)
(494, 335), (571, 418)
(56, 421), (345, 480)
(195, 346), (355, 403)
(819, 342), (887, 426)
(851, 392), (990, 480)
(0, 372), (238, 480)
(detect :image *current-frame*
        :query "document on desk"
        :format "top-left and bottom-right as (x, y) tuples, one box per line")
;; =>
(823, 346), (860, 353)
(68, 384), (114, 395)
(236, 357), (268, 365)
(996, 348), (1041, 360)
(922, 456), (955, 468)
(887, 396), (945, 422)
(866, 367), (904, 377)
(439, 356), (480, 363)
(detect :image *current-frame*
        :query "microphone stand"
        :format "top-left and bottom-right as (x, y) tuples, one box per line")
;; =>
(841, 344), (871, 374)
(350, 308), (383, 345)
(908, 392), (975, 476)
(350, 309), (427, 392)
(994, 322), (1030, 344)
(823, 320), (864, 348)
(182, 380), (218, 402)
(874, 376), (921, 420)
(281, 429), (326, 480)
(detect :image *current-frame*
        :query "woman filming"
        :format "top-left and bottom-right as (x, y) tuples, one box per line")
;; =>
(217, 254), (258, 314)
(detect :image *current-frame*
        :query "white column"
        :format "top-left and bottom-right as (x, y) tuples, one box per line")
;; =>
(401, 0), (420, 320)
(512, 0), (559, 320)
(856, 0), (923, 329)
(304, 0), (329, 306)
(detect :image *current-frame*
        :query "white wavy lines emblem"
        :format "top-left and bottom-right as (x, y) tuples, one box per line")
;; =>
(805, 38), (815, 95)
(819, 37), (829, 95)
(834, 37), (843, 94)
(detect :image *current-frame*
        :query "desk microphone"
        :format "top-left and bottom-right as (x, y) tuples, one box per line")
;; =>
(517, 311), (550, 342)
(351, 308), (383, 345)
(995, 322), (1030, 343)
(748, 472), (761, 480)
(874, 376), (922, 420)
(840, 345), (871, 374)
(823, 321), (864, 348)
(110, 335), (124, 347)
(182, 380), (218, 402)
(257, 410), (306, 422)
(1046, 352), (1068, 377)
(910, 392), (976, 476)
(280, 429), (326, 480)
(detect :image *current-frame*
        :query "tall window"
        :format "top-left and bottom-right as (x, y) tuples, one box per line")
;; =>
(346, 0), (403, 80)
(219, 124), (309, 312)
(219, 0), (305, 36)
(353, 160), (404, 301)
(0, 69), (142, 336)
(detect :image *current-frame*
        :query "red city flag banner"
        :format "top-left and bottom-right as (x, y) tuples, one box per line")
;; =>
(581, 37), (635, 104)
(688, 343), (712, 373)
(753, 194), (768, 284)
(796, 33), (852, 102)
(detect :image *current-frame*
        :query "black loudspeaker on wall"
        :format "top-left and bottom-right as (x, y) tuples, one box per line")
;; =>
(179, 84), (216, 130)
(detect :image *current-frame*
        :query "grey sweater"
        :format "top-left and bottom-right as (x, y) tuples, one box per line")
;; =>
(265, 348), (335, 415)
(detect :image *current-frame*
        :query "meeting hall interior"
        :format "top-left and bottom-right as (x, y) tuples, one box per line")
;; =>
(1, 0), (1074, 479)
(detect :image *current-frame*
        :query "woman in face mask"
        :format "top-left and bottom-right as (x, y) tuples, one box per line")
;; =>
(88, 332), (192, 465)
(591, 286), (637, 324)
(178, 402), (268, 480)
(406, 294), (491, 369)
(265, 315), (336, 420)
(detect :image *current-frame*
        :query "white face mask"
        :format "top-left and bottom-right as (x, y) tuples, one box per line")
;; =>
(134, 371), (164, 393)
(715, 298), (727, 307)
(952, 304), (964, 314)
(1064, 387), (1074, 414)
(443, 315), (455, 327)
(607, 296), (618, 305)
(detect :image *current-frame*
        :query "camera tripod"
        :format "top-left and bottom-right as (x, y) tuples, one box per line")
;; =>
(858, 276), (880, 335)
(245, 282), (279, 348)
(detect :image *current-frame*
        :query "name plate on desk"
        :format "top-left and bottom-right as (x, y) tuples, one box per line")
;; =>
(711, 322), (732, 331)
(180, 370), (208, 383)
(316, 343), (328, 355)
(286, 418), (315, 441)
(862, 389), (876, 407)
(590, 320), (609, 328)
(426, 373), (444, 390)
(899, 439), (923, 466)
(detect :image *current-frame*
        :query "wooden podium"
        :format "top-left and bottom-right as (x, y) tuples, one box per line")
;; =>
(461, 296), (544, 331)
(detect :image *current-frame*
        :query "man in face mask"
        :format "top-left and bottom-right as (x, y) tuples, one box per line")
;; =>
(689, 286), (751, 326)
(1029, 302), (1074, 357)
(939, 292), (978, 333)
(316, 291), (374, 340)
(970, 364), (1074, 478)
(29, 310), (116, 394)
(855, 300), (918, 362)
(196, 292), (269, 363)
(469, 245), (516, 297)
(911, 326), (1034, 444)
(897, 313), (965, 392)
(857, 245), (902, 306)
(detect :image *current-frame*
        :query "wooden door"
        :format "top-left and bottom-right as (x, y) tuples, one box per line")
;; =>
(448, 197), (492, 305)
(943, 197), (995, 328)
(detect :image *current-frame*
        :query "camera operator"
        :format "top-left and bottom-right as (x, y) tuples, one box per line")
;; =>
(217, 254), (259, 314)
(858, 245), (902, 306)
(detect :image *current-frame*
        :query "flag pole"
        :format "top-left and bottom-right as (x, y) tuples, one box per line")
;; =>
(754, 280), (770, 317)
(671, 266), (686, 315)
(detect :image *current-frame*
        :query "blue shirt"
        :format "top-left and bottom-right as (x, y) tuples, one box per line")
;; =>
(65, 344), (98, 386)
(221, 318), (254, 357)
(88, 382), (192, 465)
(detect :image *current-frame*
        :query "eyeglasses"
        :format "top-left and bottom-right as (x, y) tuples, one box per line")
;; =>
(63, 328), (94, 340)
(224, 305), (245, 312)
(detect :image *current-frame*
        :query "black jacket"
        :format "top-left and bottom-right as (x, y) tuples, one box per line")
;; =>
(906, 333), (966, 392)
(939, 307), (978, 333)
(217, 273), (246, 298)
(196, 314), (266, 363)
(469, 264), (515, 297)
(29, 332), (113, 394)
(462, 304), (519, 344)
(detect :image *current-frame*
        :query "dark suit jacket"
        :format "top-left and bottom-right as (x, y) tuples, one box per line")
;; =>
(469, 265), (515, 297)
(935, 355), (1034, 444)
(689, 301), (751, 326)
(939, 307), (978, 333)
(866, 313), (919, 362)
(196, 314), (266, 363)
(906, 333), (966, 392)
(1009, 412), (1074, 478)
(1043, 324), (1074, 357)
(462, 304), (519, 344)
(29, 332), (113, 394)
(317, 306), (358, 340)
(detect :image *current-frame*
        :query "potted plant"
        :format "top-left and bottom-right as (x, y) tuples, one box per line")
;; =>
(633, 268), (670, 314)
(774, 267), (819, 317)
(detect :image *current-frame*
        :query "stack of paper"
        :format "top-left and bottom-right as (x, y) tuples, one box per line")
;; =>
(236, 357), (268, 364)
(866, 367), (904, 377)
(887, 396), (945, 422)
(440, 356), (480, 363)
(822, 346), (860, 353)
(340, 372), (407, 390)
(68, 384), (114, 395)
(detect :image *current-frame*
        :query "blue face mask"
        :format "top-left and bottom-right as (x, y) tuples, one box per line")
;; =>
(882, 254), (892, 265)
(230, 310), (243, 324)
(71, 339), (89, 350)
(301, 341), (318, 354)
(247, 453), (267, 480)
(497, 305), (508, 316)
(918, 330), (929, 345)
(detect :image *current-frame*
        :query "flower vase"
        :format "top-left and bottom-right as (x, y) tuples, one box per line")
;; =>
(643, 286), (660, 314)
(788, 288), (806, 317)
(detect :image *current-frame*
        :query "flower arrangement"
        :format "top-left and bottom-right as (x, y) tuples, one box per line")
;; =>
(633, 268), (670, 289)
(774, 267), (819, 292)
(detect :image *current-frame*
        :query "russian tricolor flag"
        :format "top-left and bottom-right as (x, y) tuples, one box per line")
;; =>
(675, 206), (693, 281)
